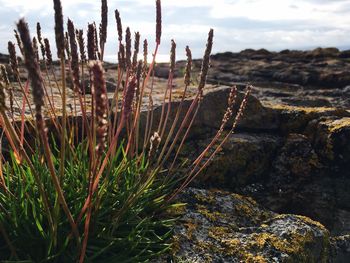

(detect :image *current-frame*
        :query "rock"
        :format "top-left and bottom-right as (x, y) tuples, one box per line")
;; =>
(308, 47), (340, 59)
(0, 53), (9, 63)
(271, 133), (320, 179)
(305, 117), (350, 170)
(330, 235), (350, 263)
(264, 103), (350, 134)
(168, 188), (330, 263)
(191, 133), (282, 189)
(206, 48), (350, 89)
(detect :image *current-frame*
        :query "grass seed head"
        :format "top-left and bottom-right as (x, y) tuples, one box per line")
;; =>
(118, 43), (126, 70)
(0, 81), (7, 111)
(115, 9), (123, 42)
(53, 0), (65, 58)
(13, 29), (24, 55)
(156, 0), (161, 44)
(125, 27), (132, 69)
(64, 31), (71, 59)
(8, 41), (19, 77)
(44, 38), (53, 66)
(132, 32), (140, 68)
(123, 75), (137, 119)
(0, 65), (10, 86)
(32, 37), (39, 62)
(90, 60), (108, 155)
(67, 19), (81, 93)
(87, 23), (97, 60)
(170, 39), (176, 73)
(93, 22), (100, 59)
(184, 46), (192, 86)
(17, 19), (45, 116)
(100, 0), (108, 47)
(143, 39), (148, 76)
(198, 29), (214, 94)
(77, 29), (86, 62)
(36, 23), (46, 59)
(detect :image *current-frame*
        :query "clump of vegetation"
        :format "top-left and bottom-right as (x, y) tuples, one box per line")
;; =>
(0, 0), (251, 262)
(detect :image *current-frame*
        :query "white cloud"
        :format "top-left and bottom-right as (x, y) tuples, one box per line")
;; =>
(0, 0), (349, 60)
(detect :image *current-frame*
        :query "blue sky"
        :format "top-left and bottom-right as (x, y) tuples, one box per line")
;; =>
(0, 0), (349, 62)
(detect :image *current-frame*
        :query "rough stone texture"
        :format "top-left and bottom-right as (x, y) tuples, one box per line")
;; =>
(168, 188), (330, 263)
(330, 235), (350, 263)
(208, 48), (350, 90)
(184, 133), (282, 188)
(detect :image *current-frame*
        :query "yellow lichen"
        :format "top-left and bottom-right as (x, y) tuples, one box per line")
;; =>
(184, 222), (197, 239)
(196, 204), (227, 222)
(326, 117), (350, 133)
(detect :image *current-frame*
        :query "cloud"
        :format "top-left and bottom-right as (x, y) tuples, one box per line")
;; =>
(0, 0), (349, 62)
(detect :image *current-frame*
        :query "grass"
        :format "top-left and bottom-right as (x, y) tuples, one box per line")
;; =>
(0, 0), (251, 262)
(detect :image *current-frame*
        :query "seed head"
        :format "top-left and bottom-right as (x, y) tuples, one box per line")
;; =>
(36, 23), (46, 59)
(125, 27), (132, 69)
(231, 85), (252, 132)
(123, 75), (137, 120)
(8, 41), (19, 77)
(44, 38), (53, 66)
(118, 43), (126, 71)
(67, 19), (81, 93)
(64, 31), (71, 59)
(1, 65), (13, 114)
(184, 46), (192, 86)
(0, 65), (10, 86)
(143, 39), (148, 76)
(90, 61), (108, 155)
(93, 22), (101, 60)
(115, 9), (123, 42)
(218, 86), (237, 134)
(0, 82), (6, 111)
(87, 23), (97, 60)
(156, 0), (161, 44)
(100, 0), (108, 48)
(132, 32), (140, 68)
(77, 29), (86, 62)
(198, 29), (214, 94)
(14, 30), (24, 55)
(53, 0), (65, 58)
(149, 131), (161, 158)
(170, 39), (176, 74)
(36, 22), (43, 43)
(32, 37), (40, 62)
(17, 19), (45, 120)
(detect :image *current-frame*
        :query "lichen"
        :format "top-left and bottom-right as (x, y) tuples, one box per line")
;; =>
(196, 204), (227, 222)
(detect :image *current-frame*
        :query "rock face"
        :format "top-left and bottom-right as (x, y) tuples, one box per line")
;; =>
(168, 188), (330, 263)
(208, 48), (350, 90)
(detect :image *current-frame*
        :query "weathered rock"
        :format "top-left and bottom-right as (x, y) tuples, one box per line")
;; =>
(330, 235), (350, 263)
(168, 188), (330, 263)
(207, 48), (350, 89)
(0, 53), (9, 63)
(305, 117), (350, 170)
(191, 133), (282, 188)
(271, 133), (320, 179)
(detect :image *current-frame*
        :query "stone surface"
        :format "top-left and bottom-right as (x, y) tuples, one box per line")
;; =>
(167, 188), (330, 263)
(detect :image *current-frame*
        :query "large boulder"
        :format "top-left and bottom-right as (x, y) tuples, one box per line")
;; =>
(167, 188), (330, 263)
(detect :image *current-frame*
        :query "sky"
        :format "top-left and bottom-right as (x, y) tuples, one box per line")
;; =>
(0, 0), (349, 62)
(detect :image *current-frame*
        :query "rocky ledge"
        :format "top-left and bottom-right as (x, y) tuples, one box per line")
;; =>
(167, 187), (331, 263)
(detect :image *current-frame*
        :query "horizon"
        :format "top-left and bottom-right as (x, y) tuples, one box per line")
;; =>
(0, 0), (349, 63)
